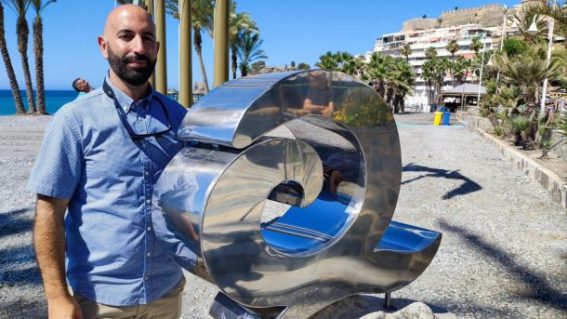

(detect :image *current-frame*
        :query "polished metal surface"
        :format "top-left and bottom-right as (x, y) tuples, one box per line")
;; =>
(153, 70), (442, 318)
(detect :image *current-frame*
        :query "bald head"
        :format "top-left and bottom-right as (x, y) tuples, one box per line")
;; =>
(103, 4), (155, 38)
(98, 4), (159, 94)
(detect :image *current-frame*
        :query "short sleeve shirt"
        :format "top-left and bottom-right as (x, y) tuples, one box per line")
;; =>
(27, 79), (188, 306)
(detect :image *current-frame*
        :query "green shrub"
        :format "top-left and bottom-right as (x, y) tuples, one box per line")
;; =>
(511, 116), (530, 133)
(494, 125), (507, 137)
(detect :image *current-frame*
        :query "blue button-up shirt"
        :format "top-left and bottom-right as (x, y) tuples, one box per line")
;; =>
(27, 79), (188, 306)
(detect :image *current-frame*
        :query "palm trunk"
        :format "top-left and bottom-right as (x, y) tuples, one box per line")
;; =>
(17, 16), (36, 114)
(0, 3), (25, 114)
(194, 28), (209, 93)
(33, 16), (46, 114)
(231, 45), (237, 79)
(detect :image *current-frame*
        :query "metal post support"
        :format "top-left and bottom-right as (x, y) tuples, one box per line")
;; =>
(155, 0), (167, 94)
(145, 0), (156, 88)
(178, 0), (192, 107)
(213, 0), (229, 87)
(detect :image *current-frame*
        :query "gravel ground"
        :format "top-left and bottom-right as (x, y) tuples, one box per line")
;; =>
(0, 113), (566, 319)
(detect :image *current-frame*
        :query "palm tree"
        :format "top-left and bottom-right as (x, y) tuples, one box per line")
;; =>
(400, 43), (412, 62)
(471, 36), (482, 57)
(229, 6), (257, 79)
(167, 0), (214, 92)
(0, 1), (25, 114)
(425, 46), (437, 59)
(500, 47), (558, 105)
(533, 0), (567, 48)
(367, 52), (394, 99)
(390, 58), (415, 113)
(422, 56), (448, 105)
(446, 39), (459, 86)
(235, 31), (266, 77)
(8, 0), (36, 113)
(452, 56), (470, 85)
(30, 0), (55, 115)
(316, 51), (338, 70)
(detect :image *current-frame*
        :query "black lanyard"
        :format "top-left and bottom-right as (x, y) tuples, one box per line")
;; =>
(103, 79), (172, 141)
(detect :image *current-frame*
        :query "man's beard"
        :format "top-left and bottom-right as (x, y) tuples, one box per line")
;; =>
(108, 46), (156, 86)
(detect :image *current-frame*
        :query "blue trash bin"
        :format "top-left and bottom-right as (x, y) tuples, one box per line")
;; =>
(442, 112), (451, 125)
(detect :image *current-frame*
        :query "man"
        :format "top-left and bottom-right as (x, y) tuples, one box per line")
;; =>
(72, 77), (92, 97)
(28, 5), (190, 319)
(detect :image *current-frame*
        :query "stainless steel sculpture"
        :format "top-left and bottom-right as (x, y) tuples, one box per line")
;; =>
(152, 70), (442, 318)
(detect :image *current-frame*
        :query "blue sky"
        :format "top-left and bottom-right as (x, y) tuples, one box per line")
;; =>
(0, 0), (520, 90)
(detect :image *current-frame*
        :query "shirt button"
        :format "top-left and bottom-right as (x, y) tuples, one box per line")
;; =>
(147, 252), (151, 257)
(144, 276), (149, 281)
(145, 171), (149, 176)
(147, 226), (152, 231)
(146, 199), (151, 204)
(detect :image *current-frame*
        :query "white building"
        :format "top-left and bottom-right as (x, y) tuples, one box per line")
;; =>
(371, 24), (494, 107)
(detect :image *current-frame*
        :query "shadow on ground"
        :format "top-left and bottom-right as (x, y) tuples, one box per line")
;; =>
(0, 207), (41, 287)
(402, 163), (482, 200)
(0, 208), (33, 239)
(438, 218), (567, 312)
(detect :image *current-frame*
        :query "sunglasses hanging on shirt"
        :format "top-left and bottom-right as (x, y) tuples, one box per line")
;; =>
(103, 79), (172, 141)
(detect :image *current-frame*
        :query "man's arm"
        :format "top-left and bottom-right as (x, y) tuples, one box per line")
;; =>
(33, 194), (83, 319)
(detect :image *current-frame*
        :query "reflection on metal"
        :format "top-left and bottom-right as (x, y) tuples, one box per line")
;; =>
(153, 70), (442, 318)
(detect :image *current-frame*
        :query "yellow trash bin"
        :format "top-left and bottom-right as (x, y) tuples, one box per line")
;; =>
(433, 111), (443, 126)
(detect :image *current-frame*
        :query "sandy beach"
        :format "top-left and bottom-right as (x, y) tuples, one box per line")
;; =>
(0, 113), (566, 319)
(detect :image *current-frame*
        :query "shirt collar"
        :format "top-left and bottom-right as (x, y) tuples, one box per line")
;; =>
(105, 76), (155, 112)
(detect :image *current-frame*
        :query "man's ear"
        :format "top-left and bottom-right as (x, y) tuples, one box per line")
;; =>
(98, 36), (108, 59)
(156, 41), (160, 55)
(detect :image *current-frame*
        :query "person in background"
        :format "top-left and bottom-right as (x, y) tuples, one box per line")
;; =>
(28, 4), (192, 319)
(71, 77), (92, 97)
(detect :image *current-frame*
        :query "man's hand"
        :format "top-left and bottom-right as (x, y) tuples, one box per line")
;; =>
(47, 295), (83, 319)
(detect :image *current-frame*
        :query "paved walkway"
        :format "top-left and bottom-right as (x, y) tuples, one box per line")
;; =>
(388, 113), (567, 319)
(0, 114), (565, 318)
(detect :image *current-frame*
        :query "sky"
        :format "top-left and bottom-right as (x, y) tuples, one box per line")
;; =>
(0, 0), (521, 90)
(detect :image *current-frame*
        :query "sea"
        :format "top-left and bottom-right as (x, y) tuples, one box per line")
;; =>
(0, 90), (77, 116)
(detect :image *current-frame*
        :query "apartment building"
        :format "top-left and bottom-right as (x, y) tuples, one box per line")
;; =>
(369, 3), (524, 107)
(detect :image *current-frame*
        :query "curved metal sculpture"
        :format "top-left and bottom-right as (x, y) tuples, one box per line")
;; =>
(152, 70), (441, 318)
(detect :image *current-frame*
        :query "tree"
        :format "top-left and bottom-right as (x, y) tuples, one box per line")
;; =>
(297, 62), (310, 70)
(389, 58), (415, 113)
(470, 36), (482, 57)
(422, 52), (449, 105)
(451, 56), (471, 85)
(0, 1), (25, 114)
(400, 43), (412, 62)
(235, 31), (266, 77)
(446, 39), (459, 86)
(532, 0), (567, 48)
(7, 0), (36, 113)
(316, 51), (338, 70)
(31, 0), (55, 115)
(503, 37), (529, 57)
(367, 52), (394, 99)
(250, 60), (265, 74)
(167, 0), (214, 92)
(229, 4), (258, 79)
(500, 47), (558, 105)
